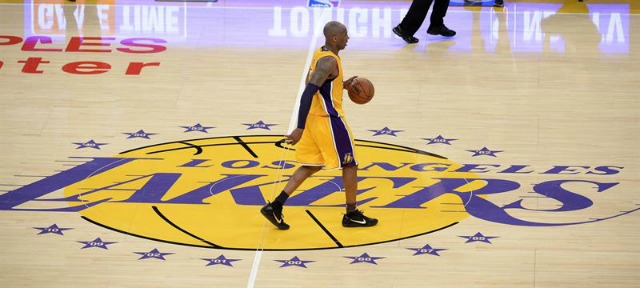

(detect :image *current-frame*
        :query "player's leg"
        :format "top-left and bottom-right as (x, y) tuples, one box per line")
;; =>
(282, 166), (322, 196)
(261, 165), (321, 230)
(343, 164), (357, 206)
(321, 116), (378, 227)
(261, 117), (323, 230)
(341, 164), (378, 227)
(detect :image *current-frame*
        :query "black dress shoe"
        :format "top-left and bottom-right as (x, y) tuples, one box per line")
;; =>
(393, 26), (419, 44)
(427, 25), (456, 37)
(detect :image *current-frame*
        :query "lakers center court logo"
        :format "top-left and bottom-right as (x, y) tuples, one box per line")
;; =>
(0, 135), (636, 251)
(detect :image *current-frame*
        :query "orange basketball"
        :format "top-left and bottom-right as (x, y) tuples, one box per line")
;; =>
(348, 77), (375, 104)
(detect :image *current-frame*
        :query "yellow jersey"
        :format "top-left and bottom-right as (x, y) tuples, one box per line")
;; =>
(307, 46), (345, 117)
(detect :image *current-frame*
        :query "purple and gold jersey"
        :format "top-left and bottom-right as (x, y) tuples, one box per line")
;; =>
(295, 46), (356, 169)
(308, 46), (345, 117)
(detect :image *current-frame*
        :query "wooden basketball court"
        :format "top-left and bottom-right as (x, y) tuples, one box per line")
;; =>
(1, 0), (638, 287)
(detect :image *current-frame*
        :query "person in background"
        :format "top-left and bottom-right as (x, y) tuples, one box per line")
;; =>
(392, 0), (456, 44)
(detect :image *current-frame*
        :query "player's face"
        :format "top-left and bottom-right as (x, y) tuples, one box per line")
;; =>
(336, 28), (349, 50)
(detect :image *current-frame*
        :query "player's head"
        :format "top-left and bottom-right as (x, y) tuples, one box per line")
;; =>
(323, 21), (349, 50)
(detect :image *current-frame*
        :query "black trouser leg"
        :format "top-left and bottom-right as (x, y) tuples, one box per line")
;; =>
(429, 0), (450, 27)
(399, 0), (434, 35)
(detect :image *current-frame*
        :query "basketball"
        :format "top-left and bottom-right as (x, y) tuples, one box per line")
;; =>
(347, 77), (375, 104)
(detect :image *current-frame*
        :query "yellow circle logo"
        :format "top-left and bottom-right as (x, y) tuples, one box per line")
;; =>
(67, 135), (481, 250)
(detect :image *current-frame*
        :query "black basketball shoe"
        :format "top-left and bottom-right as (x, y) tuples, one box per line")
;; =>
(342, 210), (378, 227)
(260, 202), (289, 230)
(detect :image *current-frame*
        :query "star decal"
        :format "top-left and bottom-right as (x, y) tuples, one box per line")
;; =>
(459, 232), (499, 244)
(422, 135), (457, 145)
(467, 147), (503, 157)
(78, 237), (117, 249)
(368, 127), (403, 137)
(123, 129), (156, 139)
(275, 256), (315, 268)
(407, 244), (447, 256)
(72, 140), (107, 150)
(202, 255), (241, 267)
(134, 248), (174, 260)
(344, 253), (385, 265)
(180, 123), (215, 133)
(243, 120), (277, 130)
(33, 224), (73, 235)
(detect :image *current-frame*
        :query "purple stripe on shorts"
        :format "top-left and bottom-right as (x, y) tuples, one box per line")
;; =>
(329, 117), (356, 167)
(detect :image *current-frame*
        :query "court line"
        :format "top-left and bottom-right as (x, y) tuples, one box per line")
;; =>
(247, 251), (263, 288)
(246, 143), (293, 288)
(306, 209), (343, 248)
(248, 9), (331, 288)
(285, 34), (315, 133)
(152, 206), (220, 247)
(287, 9), (333, 134)
(233, 136), (259, 158)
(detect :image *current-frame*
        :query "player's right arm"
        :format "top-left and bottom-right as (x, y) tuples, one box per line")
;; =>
(288, 56), (338, 145)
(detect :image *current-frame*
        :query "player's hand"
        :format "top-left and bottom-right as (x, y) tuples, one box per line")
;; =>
(343, 76), (358, 90)
(286, 128), (304, 145)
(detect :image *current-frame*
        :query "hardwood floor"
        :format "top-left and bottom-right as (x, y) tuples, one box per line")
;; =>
(1, 0), (638, 287)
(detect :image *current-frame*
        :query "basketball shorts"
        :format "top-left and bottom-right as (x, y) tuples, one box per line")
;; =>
(295, 114), (358, 169)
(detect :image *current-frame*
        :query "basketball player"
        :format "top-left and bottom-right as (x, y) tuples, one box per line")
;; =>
(260, 21), (378, 230)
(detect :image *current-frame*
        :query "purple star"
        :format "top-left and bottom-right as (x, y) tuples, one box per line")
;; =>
(78, 237), (117, 249)
(467, 147), (503, 157)
(422, 135), (457, 145)
(33, 224), (72, 235)
(243, 120), (278, 130)
(407, 244), (447, 256)
(275, 256), (315, 268)
(180, 123), (215, 133)
(369, 127), (403, 137)
(123, 129), (156, 139)
(134, 248), (174, 260)
(344, 253), (385, 265)
(202, 255), (241, 267)
(459, 232), (499, 244)
(72, 140), (108, 150)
